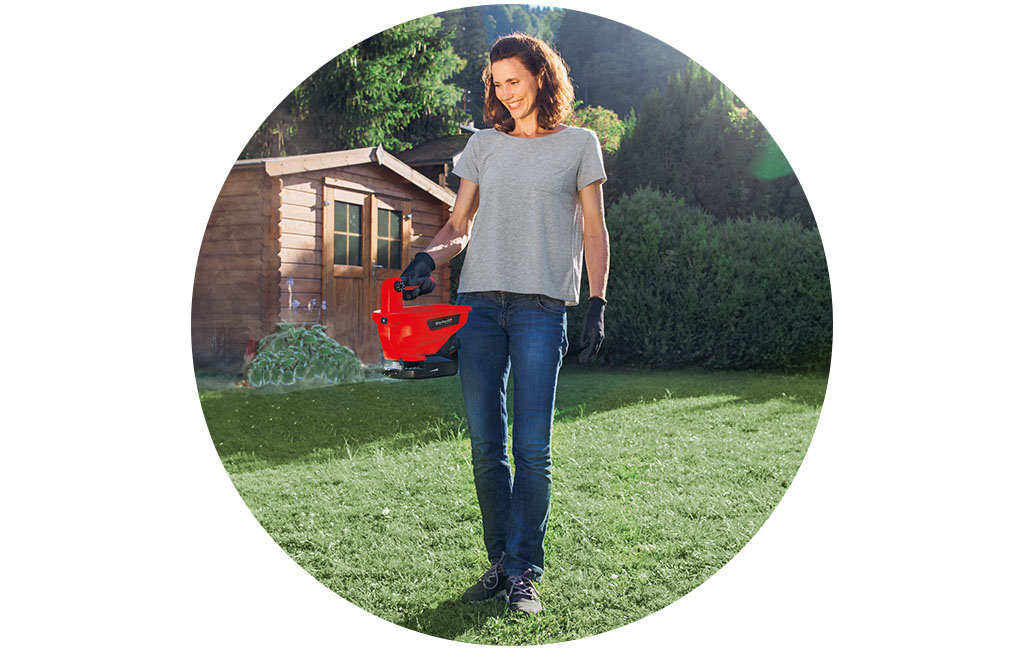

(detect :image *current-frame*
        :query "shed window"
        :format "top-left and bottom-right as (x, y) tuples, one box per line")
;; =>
(333, 201), (362, 266)
(377, 208), (402, 270)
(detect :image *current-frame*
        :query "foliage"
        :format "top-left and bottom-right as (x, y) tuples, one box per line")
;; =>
(587, 186), (831, 370)
(477, 4), (564, 45)
(448, 248), (466, 303)
(554, 9), (689, 120)
(438, 6), (491, 128)
(241, 15), (468, 158)
(564, 101), (628, 153)
(245, 322), (363, 387)
(608, 61), (814, 225)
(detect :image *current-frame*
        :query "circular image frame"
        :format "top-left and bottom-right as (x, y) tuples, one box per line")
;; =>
(192, 4), (831, 645)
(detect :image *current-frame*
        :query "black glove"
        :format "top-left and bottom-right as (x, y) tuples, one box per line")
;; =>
(399, 252), (436, 301)
(578, 296), (606, 363)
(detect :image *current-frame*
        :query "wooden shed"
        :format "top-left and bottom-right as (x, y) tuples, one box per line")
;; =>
(192, 145), (457, 370)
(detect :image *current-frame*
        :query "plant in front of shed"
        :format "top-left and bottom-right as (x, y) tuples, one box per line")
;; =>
(245, 322), (362, 388)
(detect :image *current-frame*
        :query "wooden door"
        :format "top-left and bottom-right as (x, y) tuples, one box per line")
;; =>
(322, 183), (412, 363)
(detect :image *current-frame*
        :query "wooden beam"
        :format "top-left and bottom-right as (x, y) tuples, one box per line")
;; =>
(323, 175), (376, 194)
(367, 192), (379, 278)
(372, 145), (456, 207)
(237, 146), (454, 208)
(333, 265), (363, 279)
(256, 148), (376, 176)
(322, 185), (335, 319)
(262, 175), (283, 333)
(401, 199), (412, 272)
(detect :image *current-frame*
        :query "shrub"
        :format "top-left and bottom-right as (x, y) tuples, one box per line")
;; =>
(246, 323), (363, 387)
(579, 186), (831, 370)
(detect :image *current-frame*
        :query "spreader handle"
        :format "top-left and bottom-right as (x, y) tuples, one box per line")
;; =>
(392, 278), (422, 292)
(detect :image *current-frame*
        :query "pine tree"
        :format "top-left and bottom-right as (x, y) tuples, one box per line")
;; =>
(610, 61), (813, 225)
(554, 9), (689, 119)
(241, 15), (467, 158)
(440, 6), (490, 126)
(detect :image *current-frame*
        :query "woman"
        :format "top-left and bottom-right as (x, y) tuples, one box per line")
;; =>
(399, 33), (608, 614)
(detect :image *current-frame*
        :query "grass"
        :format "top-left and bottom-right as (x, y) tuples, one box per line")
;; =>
(198, 366), (826, 645)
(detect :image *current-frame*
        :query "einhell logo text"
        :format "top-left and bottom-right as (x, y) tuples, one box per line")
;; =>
(427, 315), (460, 331)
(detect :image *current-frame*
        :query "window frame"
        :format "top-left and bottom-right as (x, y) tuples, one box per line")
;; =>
(323, 180), (412, 281)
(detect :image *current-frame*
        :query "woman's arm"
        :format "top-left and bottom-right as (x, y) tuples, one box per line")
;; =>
(423, 178), (480, 266)
(578, 180), (609, 301)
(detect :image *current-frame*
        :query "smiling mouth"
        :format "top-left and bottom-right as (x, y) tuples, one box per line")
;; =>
(507, 100), (523, 110)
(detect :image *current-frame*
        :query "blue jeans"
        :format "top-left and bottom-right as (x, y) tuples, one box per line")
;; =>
(455, 291), (568, 581)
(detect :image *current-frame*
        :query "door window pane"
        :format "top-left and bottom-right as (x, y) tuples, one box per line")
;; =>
(389, 240), (401, 270)
(333, 201), (363, 266)
(339, 234), (352, 266)
(348, 236), (360, 268)
(376, 207), (403, 270)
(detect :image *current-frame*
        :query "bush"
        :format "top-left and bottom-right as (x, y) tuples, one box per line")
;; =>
(246, 323), (363, 387)
(584, 186), (831, 370)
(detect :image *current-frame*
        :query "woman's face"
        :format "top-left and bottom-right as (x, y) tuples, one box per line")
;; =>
(491, 56), (542, 123)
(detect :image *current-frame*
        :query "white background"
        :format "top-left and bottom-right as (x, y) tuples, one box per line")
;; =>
(3, 1), (1021, 648)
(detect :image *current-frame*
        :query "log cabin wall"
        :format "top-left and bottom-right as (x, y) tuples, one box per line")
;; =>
(276, 170), (323, 326)
(191, 166), (278, 370)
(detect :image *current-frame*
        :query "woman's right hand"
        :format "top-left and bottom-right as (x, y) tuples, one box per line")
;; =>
(399, 252), (436, 301)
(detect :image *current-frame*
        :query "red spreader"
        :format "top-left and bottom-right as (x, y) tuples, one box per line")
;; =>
(372, 276), (472, 379)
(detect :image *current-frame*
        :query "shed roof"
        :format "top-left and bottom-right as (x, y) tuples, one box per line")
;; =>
(235, 145), (456, 207)
(395, 133), (471, 166)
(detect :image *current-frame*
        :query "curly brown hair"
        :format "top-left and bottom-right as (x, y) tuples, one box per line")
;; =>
(481, 33), (575, 132)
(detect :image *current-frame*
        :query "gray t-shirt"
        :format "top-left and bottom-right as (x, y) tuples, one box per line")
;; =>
(451, 125), (606, 306)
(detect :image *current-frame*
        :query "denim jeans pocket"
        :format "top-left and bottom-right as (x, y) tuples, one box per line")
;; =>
(533, 293), (566, 316)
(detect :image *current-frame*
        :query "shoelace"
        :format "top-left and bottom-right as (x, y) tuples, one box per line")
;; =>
(481, 552), (505, 590)
(506, 568), (536, 600)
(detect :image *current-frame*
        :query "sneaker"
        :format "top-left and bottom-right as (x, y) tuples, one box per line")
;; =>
(461, 553), (506, 603)
(506, 569), (542, 614)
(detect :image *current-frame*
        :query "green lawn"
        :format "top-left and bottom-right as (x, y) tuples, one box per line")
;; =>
(198, 366), (826, 645)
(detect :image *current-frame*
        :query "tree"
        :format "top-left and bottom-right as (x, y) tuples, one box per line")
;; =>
(609, 61), (813, 225)
(240, 15), (467, 158)
(554, 9), (689, 121)
(563, 102), (630, 153)
(438, 6), (491, 127)
(477, 5), (563, 44)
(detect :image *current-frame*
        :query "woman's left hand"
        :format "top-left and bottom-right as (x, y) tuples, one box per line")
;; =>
(578, 296), (606, 362)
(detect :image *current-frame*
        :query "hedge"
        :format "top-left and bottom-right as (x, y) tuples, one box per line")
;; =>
(569, 186), (831, 370)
